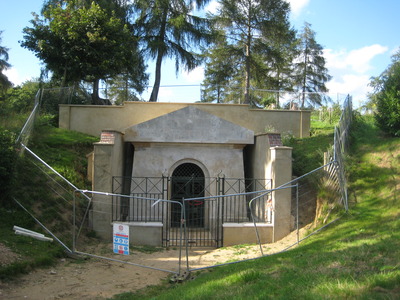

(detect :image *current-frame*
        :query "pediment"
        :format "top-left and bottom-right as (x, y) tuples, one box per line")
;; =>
(124, 106), (254, 144)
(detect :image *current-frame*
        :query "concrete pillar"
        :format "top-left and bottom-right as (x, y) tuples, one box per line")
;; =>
(92, 130), (124, 239)
(268, 146), (293, 242)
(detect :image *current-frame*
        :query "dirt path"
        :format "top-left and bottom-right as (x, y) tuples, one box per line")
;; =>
(0, 226), (310, 300)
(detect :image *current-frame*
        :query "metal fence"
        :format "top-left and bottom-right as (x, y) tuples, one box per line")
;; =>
(15, 89), (42, 149)
(12, 89), (353, 277)
(111, 176), (272, 247)
(25, 85), (348, 107)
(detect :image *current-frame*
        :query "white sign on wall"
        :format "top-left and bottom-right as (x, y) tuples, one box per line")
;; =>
(113, 223), (129, 255)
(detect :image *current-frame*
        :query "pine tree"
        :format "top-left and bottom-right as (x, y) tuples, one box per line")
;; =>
(294, 22), (331, 108)
(210, 0), (292, 105)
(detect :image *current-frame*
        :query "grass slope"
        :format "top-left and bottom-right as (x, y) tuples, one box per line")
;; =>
(0, 119), (97, 279)
(114, 115), (400, 300)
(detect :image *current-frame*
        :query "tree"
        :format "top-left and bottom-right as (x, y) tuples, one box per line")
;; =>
(3, 80), (41, 113)
(133, 0), (212, 102)
(210, 0), (293, 105)
(104, 74), (143, 104)
(22, 1), (147, 104)
(293, 22), (331, 108)
(0, 31), (12, 96)
(201, 32), (240, 103)
(0, 129), (17, 207)
(259, 18), (297, 108)
(369, 49), (400, 136)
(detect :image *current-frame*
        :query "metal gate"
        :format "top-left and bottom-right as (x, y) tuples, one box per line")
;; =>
(112, 176), (271, 247)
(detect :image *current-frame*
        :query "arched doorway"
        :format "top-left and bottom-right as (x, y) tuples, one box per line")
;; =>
(170, 163), (205, 228)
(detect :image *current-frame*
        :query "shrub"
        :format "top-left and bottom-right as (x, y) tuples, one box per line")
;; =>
(0, 129), (18, 207)
(369, 49), (400, 137)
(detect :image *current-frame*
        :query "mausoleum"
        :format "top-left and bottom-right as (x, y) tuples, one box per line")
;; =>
(59, 102), (310, 247)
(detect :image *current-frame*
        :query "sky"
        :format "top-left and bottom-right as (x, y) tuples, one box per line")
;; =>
(1, 0), (399, 107)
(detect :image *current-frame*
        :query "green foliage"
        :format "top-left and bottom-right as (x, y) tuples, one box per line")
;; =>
(369, 48), (400, 136)
(316, 103), (343, 124)
(2, 80), (40, 113)
(0, 31), (12, 95)
(134, 0), (212, 101)
(206, 0), (294, 105)
(293, 23), (332, 108)
(284, 116), (334, 176)
(0, 210), (65, 279)
(0, 129), (17, 207)
(21, 1), (147, 103)
(29, 120), (98, 187)
(0, 114), (98, 279)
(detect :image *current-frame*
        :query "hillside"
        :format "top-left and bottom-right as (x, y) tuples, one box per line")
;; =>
(1, 114), (399, 299)
(115, 115), (400, 299)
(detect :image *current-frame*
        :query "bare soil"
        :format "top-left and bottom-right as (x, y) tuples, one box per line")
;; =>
(0, 226), (310, 300)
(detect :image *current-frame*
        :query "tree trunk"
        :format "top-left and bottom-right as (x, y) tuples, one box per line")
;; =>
(92, 78), (100, 105)
(149, 52), (163, 102)
(276, 70), (281, 108)
(243, 23), (251, 105)
(149, 9), (168, 102)
(301, 48), (308, 109)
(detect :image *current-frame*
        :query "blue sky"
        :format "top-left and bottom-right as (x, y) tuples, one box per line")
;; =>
(1, 0), (399, 107)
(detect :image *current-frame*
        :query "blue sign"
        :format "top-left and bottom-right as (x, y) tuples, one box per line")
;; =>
(113, 223), (129, 255)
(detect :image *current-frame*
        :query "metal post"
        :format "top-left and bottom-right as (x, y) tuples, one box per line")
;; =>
(296, 183), (299, 245)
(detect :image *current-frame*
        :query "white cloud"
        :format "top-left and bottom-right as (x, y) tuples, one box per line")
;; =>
(346, 45), (388, 73)
(323, 45), (388, 107)
(182, 66), (204, 83)
(327, 74), (371, 96)
(286, 0), (310, 18)
(4, 67), (25, 86)
(324, 44), (388, 74)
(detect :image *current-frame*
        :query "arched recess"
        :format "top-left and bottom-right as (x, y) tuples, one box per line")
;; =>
(170, 162), (205, 228)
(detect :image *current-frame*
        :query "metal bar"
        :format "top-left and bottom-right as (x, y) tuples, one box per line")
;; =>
(22, 144), (90, 201)
(74, 251), (178, 274)
(13, 198), (72, 253)
(296, 183), (299, 245)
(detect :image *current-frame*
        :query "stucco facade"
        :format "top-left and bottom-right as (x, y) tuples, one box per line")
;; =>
(59, 101), (310, 138)
(63, 103), (307, 247)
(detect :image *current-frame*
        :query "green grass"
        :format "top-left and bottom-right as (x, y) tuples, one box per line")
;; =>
(111, 115), (400, 299)
(0, 114), (98, 280)
(29, 120), (98, 186)
(284, 112), (335, 175)
(0, 206), (65, 279)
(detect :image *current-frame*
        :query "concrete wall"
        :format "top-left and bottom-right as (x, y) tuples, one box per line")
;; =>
(223, 223), (273, 246)
(131, 144), (245, 179)
(91, 131), (124, 239)
(59, 102), (310, 138)
(127, 222), (163, 247)
(268, 147), (293, 242)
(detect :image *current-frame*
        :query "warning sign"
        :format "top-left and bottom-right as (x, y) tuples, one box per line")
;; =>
(113, 223), (129, 255)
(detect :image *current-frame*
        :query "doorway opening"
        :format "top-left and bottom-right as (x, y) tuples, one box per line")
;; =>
(170, 163), (205, 228)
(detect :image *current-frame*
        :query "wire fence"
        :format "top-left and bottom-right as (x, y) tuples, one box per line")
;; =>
(30, 84), (348, 107)
(12, 89), (353, 276)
